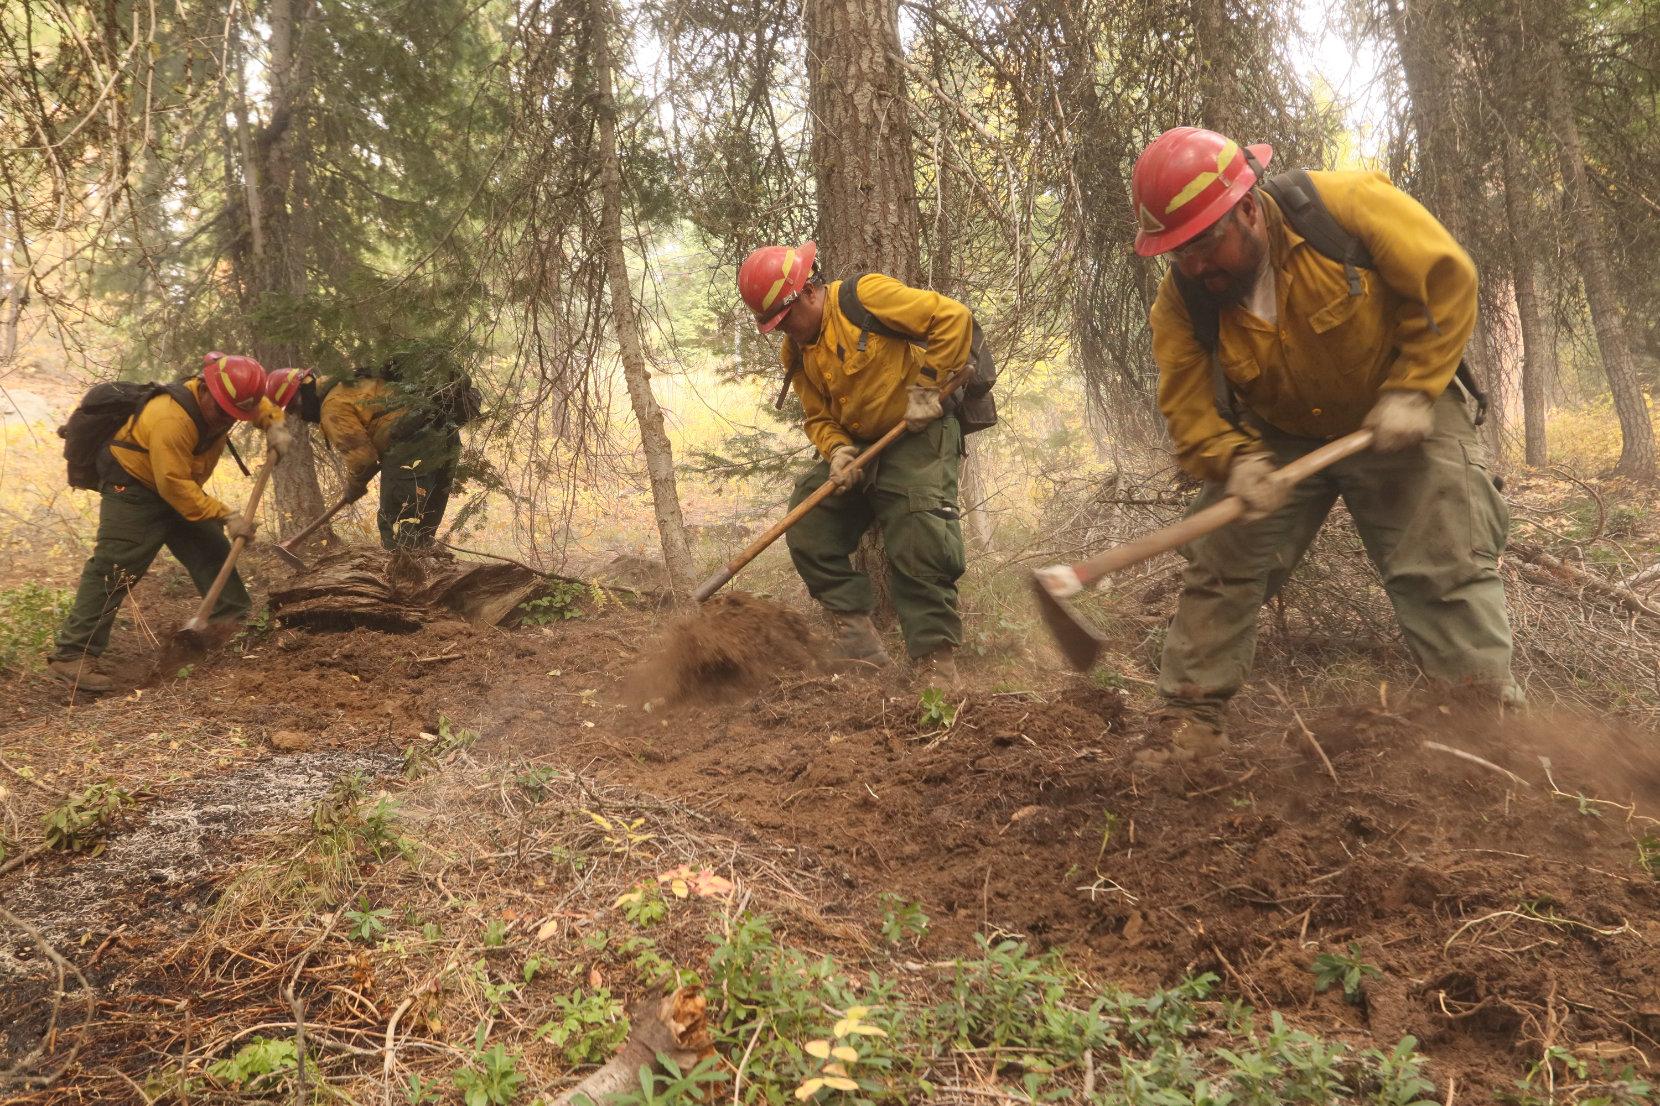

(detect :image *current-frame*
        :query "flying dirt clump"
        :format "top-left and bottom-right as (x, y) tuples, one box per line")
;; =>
(627, 592), (821, 705)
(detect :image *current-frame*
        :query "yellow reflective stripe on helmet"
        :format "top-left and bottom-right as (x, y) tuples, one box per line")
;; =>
(759, 247), (797, 310)
(1163, 139), (1241, 214)
(220, 367), (239, 399)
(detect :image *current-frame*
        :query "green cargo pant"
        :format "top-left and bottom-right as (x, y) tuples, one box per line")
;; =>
(786, 416), (966, 659)
(1159, 390), (1516, 719)
(51, 481), (249, 662)
(378, 424), (460, 551)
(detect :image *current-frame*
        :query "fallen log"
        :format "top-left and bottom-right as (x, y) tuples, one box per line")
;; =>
(550, 988), (712, 1106)
(267, 547), (586, 630)
(1509, 540), (1660, 624)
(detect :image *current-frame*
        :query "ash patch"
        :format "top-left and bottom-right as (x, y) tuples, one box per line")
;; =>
(0, 748), (397, 989)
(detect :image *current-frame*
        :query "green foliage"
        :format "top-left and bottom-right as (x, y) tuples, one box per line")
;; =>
(941, 936), (1109, 1056)
(483, 917), (510, 948)
(43, 783), (134, 854)
(311, 777), (416, 862)
(595, 1055), (728, 1106)
(514, 764), (564, 800)
(877, 892), (929, 945)
(453, 1044), (525, 1106)
(345, 899), (392, 942)
(0, 583), (71, 674)
(918, 687), (956, 728)
(616, 881), (669, 927)
(535, 988), (629, 1066)
(1638, 832), (1660, 880)
(1310, 943), (1383, 1004)
(206, 1036), (314, 1093)
(518, 582), (588, 625)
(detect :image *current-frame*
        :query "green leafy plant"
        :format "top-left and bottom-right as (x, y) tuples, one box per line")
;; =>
(614, 881), (669, 927)
(877, 893), (929, 945)
(206, 1036), (314, 1092)
(515, 764), (563, 800)
(1637, 832), (1660, 880)
(483, 917), (510, 947)
(43, 782), (134, 854)
(1310, 943), (1382, 1004)
(536, 988), (629, 1065)
(601, 1055), (727, 1105)
(453, 1044), (525, 1106)
(518, 581), (587, 625)
(404, 1071), (443, 1104)
(345, 899), (392, 942)
(0, 583), (71, 674)
(918, 687), (956, 728)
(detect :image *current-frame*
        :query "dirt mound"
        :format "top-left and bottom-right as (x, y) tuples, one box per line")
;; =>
(512, 670), (1658, 1097)
(625, 592), (822, 705)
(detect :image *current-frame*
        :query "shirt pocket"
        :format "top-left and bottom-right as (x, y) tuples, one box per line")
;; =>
(1219, 351), (1261, 388)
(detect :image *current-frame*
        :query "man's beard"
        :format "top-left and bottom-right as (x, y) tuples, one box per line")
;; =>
(1197, 269), (1255, 308)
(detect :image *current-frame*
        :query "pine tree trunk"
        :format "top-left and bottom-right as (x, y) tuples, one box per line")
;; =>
(591, 0), (695, 597)
(804, 0), (921, 283)
(244, 0), (330, 534)
(1501, 139), (1554, 467)
(1544, 43), (1656, 481)
(804, 0), (923, 620)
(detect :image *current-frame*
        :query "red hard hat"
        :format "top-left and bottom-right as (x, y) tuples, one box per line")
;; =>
(264, 367), (314, 409)
(201, 351), (266, 421)
(1130, 128), (1274, 257)
(738, 241), (817, 332)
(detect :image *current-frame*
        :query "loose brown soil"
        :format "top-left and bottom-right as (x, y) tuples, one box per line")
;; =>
(4, 569), (1658, 1098)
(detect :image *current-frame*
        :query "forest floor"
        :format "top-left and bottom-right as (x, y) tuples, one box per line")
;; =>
(3, 542), (1659, 1105)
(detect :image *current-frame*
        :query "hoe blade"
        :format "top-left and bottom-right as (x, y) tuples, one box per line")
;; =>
(1029, 571), (1107, 673)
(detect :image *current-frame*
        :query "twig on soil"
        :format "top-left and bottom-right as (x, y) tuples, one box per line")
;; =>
(1422, 741), (1531, 789)
(1266, 682), (1339, 785)
(0, 903), (95, 1093)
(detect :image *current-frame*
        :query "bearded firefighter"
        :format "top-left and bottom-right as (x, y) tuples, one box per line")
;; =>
(1112, 128), (1519, 762)
(737, 242), (973, 683)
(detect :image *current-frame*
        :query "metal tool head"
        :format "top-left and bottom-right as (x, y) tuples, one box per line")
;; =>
(1029, 570), (1107, 673)
(271, 543), (309, 572)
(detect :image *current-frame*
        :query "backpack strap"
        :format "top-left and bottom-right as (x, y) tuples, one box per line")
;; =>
(1260, 169), (1372, 297)
(1173, 270), (1248, 436)
(162, 380), (250, 472)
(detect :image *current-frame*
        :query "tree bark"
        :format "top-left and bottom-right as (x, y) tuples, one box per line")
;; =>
(1543, 40), (1655, 481)
(805, 0), (924, 619)
(591, 0), (695, 597)
(804, 0), (921, 283)
(1500, 137), (1554, 467)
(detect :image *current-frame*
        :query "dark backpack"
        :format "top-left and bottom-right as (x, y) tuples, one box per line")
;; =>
(778, 273), (999, 435)
(58, 381), (234, 490)
(1173, 168), (1488, 430)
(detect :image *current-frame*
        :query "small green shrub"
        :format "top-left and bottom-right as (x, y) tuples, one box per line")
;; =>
(0, 583), (71, 674)
(44, 783), (134, 854)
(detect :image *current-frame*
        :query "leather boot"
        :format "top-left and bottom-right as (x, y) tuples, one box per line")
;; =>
(46, 657), (114, 693)
(829, 611), (892, 667)
(916, 645), (961, 691)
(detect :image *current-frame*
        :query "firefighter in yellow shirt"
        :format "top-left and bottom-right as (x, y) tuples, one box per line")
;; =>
(1126, 127), (1517, 761)
(319, 367), (462, 550)
(48, 353), (289, 691)
(738, 241), (973, 682)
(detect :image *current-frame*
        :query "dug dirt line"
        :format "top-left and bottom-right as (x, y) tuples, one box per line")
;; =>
(470, 609), (1660, 1096)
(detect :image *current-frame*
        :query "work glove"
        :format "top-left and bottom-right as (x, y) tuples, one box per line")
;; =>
(342, 477), (371, 504)
(225, 511), (258, 543)
(828, 445), (861, 495)
(1035, 564), (1083, 599)
(265, 422), (295, 461)
(1225, 451), (1289, 523)
(904, 385), (943, 433)
(1363, 390), (1434, 452)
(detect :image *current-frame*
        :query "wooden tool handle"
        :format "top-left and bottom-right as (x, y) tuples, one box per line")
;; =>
(693, 369), (971, 603)
(278, 492), (352, 553)
(1074, 429), (1374, 587)
(184, 453), (278, 629)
